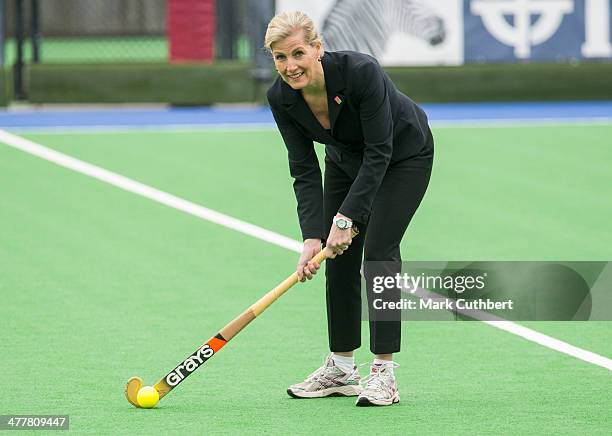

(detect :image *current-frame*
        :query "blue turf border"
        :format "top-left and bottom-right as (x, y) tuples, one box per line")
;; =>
(0, 101), (611, 129)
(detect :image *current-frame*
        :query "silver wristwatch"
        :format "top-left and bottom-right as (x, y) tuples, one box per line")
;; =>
(333, 216), (353, 230)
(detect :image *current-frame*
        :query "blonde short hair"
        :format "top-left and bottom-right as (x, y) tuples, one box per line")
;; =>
(264, 11), (323, 54)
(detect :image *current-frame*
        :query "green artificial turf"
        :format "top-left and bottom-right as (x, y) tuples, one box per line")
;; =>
(1, 124), (610, 434)
(3, 37), (168, 65)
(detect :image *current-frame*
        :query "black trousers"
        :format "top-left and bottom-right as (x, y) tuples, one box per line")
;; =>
(323, 154), (432, 355)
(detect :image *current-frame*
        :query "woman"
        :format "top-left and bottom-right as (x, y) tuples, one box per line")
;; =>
(265, 11), (433, 407)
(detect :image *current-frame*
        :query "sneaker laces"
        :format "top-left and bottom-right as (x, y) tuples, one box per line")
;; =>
(360, 362), (399, 393)
(305, 355), (341, 383)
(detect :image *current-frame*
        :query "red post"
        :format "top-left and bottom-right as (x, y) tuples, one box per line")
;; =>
(167, 0), (215, 63)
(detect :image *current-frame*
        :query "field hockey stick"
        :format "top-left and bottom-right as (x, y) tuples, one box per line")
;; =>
(125, 228), (359, 408)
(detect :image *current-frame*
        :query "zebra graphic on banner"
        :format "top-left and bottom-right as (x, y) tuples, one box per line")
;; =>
(321, 0), (446, 58)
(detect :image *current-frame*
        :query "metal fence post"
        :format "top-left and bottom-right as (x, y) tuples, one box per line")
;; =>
(14, 0), (26, 100)
(0, 0), (5, 66)
(216, 0), (234, 60)
(250, 0), (274, 100)
(31, 0), (41, 63)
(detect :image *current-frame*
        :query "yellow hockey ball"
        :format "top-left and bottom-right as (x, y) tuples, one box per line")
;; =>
(137, 386), (159, 408)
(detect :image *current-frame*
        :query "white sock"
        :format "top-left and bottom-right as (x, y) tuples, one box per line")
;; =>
(373, 359), (395, 376)
(331, 353), (355, 373)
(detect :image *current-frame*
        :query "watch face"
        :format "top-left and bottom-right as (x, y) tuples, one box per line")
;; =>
(336, 218), (348, 229)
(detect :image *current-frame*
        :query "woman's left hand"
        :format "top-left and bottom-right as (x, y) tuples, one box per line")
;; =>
(326, 215), (353, 258)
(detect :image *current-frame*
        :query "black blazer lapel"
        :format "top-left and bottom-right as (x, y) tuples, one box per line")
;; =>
(277, 53), (347, 142)
(280, 80), (333, 141)
(322, 53), (346, 134)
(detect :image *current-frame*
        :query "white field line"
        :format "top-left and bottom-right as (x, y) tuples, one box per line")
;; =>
(1, 123), (278, 134)
(1, 128), (611, 372)
(482, 321), (612, 370)
(2, 116), (612, 135)
(0, 129), (301, 253)
(409, 287), (612, 371)
(431, 117), (612, 128)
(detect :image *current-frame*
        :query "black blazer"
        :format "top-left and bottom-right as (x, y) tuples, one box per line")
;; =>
(267, 50), (433, 240)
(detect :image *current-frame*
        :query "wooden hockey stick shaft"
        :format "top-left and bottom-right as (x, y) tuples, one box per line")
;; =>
(126, 229), (358, 407)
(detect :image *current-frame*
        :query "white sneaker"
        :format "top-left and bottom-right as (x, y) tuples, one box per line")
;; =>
(356, 363), (400, 406)
(287, 354), (362, 398)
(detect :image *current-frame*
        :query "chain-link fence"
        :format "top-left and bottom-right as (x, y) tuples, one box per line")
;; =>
(1, 0), (276, 65)
(0, 1), (6, 66)
(0, 0), (274, 101)
(2, 0), (167, 65)
(217, 0), (258, 61)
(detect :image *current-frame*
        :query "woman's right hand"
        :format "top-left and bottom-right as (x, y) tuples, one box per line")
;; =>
(297, 238), (322, 282)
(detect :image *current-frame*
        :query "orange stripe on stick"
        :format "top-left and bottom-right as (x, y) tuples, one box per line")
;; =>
(208, 336), (227, 352)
